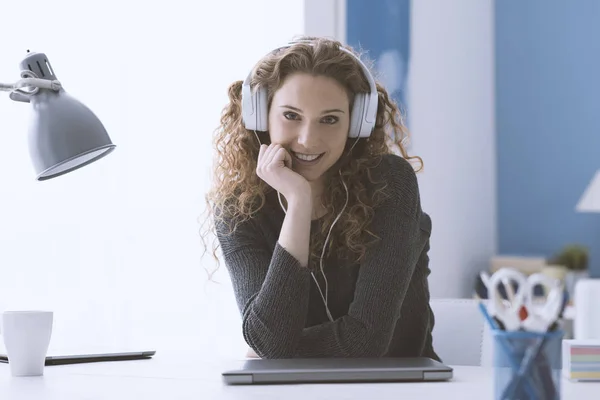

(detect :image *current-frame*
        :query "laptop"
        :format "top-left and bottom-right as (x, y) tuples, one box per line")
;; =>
(222, 357), (453, 385)
(0, 349), (156, 366)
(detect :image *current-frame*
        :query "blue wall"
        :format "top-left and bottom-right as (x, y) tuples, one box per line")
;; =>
(495, 1), (600, 276)
(346, 0), (410, 114)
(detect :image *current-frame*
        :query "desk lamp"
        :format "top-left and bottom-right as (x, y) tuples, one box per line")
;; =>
(574, 170), (600, 339)
(0, 51), (115, 180)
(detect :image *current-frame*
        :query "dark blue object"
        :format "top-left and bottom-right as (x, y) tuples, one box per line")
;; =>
(347, 0), (410, 117)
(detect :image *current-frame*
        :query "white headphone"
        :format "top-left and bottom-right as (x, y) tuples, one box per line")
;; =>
(242, 40), (377, 322)
(241, 40), (379, 138)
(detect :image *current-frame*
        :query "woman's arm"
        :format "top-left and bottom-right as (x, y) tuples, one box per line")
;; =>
(278, 192), (313, 267)
(216, 198), (313, 359)
(289, 155), (434, 358)
(294, 212), (432, 357)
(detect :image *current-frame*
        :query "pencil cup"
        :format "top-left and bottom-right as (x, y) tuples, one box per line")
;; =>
(492, 329), (563, 400)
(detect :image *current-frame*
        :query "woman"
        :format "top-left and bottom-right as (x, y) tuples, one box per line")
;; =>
(202, 36), (440, 361)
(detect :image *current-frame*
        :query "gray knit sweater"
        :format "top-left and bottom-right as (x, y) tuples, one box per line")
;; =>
(216, 154), (440, 361)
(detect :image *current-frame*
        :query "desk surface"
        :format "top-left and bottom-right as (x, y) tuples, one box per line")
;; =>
(0, 351), (598, 400)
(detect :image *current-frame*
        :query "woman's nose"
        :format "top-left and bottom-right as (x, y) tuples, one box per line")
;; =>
(297, 124), (320, 148)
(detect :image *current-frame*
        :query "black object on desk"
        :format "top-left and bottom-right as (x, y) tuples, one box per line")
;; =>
(0, 350), (156, 366)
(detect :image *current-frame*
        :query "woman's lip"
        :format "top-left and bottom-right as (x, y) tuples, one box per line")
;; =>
(292, 152), (325, 164)
(291, 151), (324, 156)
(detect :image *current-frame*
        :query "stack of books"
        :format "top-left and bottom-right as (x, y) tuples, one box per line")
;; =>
(563, 340), (600, 381)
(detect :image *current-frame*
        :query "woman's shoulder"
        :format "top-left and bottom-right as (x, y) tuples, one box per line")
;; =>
(373, 153), (417, 177)
(367, 153), (419, 194)
(367, 153), (423, 221)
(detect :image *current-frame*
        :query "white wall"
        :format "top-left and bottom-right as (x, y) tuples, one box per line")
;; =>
(0, 1), (495, 362)
(0, 0), (304, 358)
(309, 0), (497, 298)
(304, 0), (346, 42)
(408, 0), (496, 298)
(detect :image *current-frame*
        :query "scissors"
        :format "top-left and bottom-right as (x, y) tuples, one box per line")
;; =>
(487, 268), (564, 332)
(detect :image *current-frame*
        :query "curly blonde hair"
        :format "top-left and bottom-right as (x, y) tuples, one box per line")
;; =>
(199, 36), (422, 278)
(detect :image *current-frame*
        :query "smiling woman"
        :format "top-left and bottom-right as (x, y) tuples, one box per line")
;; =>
(269, 73), (350, 189)
(201, 36), (439, 361)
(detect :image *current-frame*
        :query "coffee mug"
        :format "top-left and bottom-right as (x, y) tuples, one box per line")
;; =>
(0, 311), (53, 377)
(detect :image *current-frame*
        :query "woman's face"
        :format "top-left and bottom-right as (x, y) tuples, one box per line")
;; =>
(268, 73), (351, 183)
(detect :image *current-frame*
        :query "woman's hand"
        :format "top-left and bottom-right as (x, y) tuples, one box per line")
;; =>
(256, 144), (310, 200)
(257, 143), (313, 267)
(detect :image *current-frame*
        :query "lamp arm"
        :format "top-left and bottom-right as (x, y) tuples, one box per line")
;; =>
(0, 77), (62, 92)
(1, 77), (62, 103)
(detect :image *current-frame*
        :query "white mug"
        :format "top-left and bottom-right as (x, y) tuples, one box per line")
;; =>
(0, 311), (53, 377)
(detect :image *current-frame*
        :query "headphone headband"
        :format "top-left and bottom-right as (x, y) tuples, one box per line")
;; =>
(241, 40), (379, 138)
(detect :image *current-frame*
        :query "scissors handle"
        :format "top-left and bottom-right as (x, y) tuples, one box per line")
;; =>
(487, 268), (528, 331)
(521, 273), (563, 333)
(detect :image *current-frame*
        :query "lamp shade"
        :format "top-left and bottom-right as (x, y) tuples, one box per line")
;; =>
(28, 89), (115, 180)
(16, 51), (115, 180)
(576, 170), (600, 213)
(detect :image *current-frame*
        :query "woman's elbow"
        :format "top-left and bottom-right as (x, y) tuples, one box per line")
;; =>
(350, 334), (391, 358)
(355, 344), (388, 358)
(242, 326), (296, 359)
(251, 343), (296, 359)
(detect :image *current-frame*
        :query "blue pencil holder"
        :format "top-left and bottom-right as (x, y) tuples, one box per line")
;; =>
(492, 329), (563, 400)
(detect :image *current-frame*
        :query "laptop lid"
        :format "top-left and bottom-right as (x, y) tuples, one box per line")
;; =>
(222, 357), (453, 385)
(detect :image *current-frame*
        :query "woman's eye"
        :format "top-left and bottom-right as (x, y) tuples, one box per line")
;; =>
(321, 115), (339, 125)
(283, 112), (300, 120)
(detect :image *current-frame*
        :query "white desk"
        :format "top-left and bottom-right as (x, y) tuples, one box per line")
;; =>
(0, 351), (598, 400)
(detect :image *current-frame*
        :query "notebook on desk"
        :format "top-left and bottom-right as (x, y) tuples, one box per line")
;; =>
(0, 348), (156, 366)
(222, 357), (453, 385)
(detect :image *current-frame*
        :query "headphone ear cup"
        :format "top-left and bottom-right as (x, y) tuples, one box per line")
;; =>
(241, 82), (257, 131)
(255, 87), (268, 132)
(349, 93), (366, 138)
(241, 83), (268, 131)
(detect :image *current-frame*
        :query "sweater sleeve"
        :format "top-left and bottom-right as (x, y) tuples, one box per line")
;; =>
(293, 155), (433, 357)
(215, 215), (311, 359)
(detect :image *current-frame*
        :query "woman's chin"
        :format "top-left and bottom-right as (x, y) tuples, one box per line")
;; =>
(294, 169), (323, 183)
(292, 156), (340, 183)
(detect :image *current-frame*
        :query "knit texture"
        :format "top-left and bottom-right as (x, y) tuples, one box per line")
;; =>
(216, 154), (440, 361)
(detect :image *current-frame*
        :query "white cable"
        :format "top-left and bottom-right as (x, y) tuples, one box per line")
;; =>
(316, 171), (348, 322)
(317, 136), (358, 320)
(254, 131), (359, 323)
